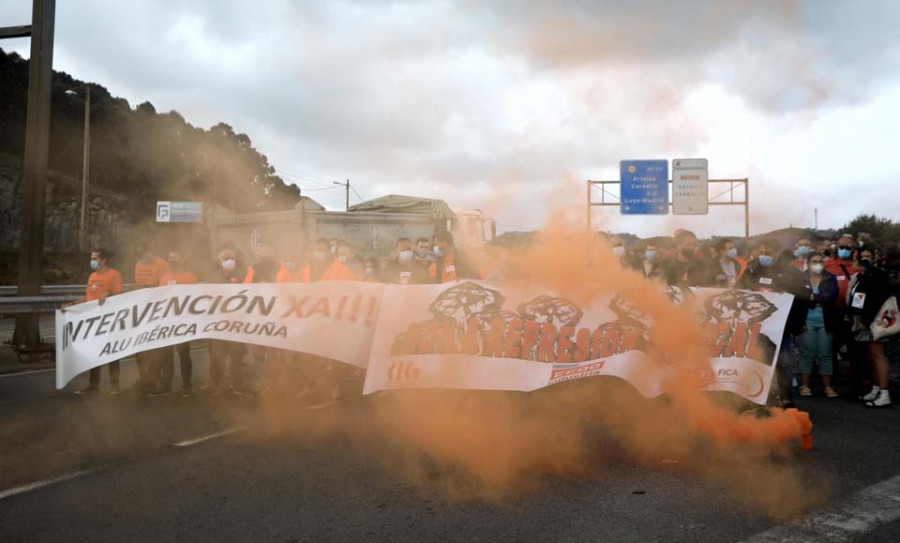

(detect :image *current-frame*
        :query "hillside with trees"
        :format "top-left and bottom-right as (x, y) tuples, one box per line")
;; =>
(0, 47), (300, 216)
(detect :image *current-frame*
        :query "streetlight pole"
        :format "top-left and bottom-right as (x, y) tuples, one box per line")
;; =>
(68, 87), (91, 251)
(333, 179), (349, 211)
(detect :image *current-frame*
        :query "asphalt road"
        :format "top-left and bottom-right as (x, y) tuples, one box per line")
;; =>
(3, 355), (900, 543)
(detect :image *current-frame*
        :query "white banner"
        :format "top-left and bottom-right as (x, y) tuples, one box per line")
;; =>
(363, 282), (794, 405)
(55, 282), (384, 389)
(56, 281), (793, 405)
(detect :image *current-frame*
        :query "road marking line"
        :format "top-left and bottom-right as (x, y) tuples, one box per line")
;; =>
(173, 427), (246, 448)
(0, 470), (92, 500)
(739, 472), (900, 543)
(304, 400), (344, 411)
(0, 368), (55, 379)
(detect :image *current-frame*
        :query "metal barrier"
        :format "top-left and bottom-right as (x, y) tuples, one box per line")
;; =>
(0, 295), (79, 316)
(0, 285), (87, 297)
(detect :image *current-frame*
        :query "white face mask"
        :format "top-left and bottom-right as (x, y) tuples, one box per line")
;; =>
(221, 259), (236, 271)
(337, 255), (348, 263)
(612, 246), (625, 256)
(284, 261), (296, 271)
(398, 250), (414, 262)
(433, 246), (442, 257)
(810, 263), (824, 274)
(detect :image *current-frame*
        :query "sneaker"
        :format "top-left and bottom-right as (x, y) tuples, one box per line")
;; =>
(182, 388), (194, 398)
(865, 390), (892, 408)
(863, 386), (881, 402)
(825, 387), (839, 398)
(799, 386), (812, 397)
(74, 386), (99, 395)
(109, 385), (121, 396)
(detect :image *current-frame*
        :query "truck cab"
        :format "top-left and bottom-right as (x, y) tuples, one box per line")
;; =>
(449, 209), (495, 251)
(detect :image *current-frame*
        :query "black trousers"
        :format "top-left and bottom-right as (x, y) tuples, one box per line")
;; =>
(157, 342), (193, 390)
(88, 361), (120, 387)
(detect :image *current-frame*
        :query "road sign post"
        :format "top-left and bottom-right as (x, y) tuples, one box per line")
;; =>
(672, 158), (709, 215)
(620, 160), (669, 215)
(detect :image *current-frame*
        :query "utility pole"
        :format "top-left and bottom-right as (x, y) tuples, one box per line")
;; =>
(814, 208), (818, 230)
(79, 87), (90, 251)
(333, 179), (349, 211)
(2, 0), (57, 348)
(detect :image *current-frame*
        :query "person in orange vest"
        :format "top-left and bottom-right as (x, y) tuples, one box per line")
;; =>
(296, 239), (357, 403)
(69, 248), (125, 395)
(429, 230), (479, 283)
(132, 241), (170, 394)
(276, 250), (305, 283)
(153, 250), (199, 397)
(301, 239), (355, 282)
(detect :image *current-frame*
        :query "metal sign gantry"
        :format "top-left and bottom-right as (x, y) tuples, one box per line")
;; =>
(586, 178), (750, 240)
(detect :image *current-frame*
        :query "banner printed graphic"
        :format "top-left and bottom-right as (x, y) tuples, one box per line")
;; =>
(55, 281), (793, 404)
(55, 282), (384, 389)
(363, 282), (794, 405)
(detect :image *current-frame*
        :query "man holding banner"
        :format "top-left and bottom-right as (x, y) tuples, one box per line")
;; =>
(70, 249), (125, 395)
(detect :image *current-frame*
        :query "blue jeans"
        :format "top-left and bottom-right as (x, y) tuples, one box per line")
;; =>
(798, 325), (833, 375)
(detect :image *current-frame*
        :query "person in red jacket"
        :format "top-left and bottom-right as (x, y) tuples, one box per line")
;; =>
(824, 234), (860, 379)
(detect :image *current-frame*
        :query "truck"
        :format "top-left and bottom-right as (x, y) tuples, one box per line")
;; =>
(210, 194), (495, 258)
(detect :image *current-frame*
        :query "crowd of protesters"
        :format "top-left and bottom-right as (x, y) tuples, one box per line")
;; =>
(624, 229), (900, 408)
(67, 228), (900, 409)
(66, 230), (480, 401)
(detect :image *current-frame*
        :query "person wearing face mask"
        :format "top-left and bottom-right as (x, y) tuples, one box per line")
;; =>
(300, 239), (354, 282)
(824, 235), (860, 378)
(708, 238), (747, 288)
(413, 237), (435, 269)
(739, 238), (808, 407)
(382, 237), (430, 284)
(153, 251), (199, 397)
(429, 230), (479, 283)
(70, 249), (125, 395)
(202, 248), (248, 395)
(276, 251), (305, 283)
(797, 252), (839, 398)
(847, 245), (894, 408)
(790, 238), (812, 271)
(630, 242), (662, 279)
(361, 258), (380, 282)
(659, 230), (714, 287)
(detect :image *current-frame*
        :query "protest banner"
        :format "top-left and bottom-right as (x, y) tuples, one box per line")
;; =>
(55, 282), (384, 389)
(56, 281), (793, 405)
(362, 282), (794, 405)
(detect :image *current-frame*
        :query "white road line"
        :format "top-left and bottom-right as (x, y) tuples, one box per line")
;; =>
(173, 427), (246, 448)
(0, 368), (55, 379)
(0, 470), (92, 501)
(739, 473), (900, 543)
(304, 399), (344, 411)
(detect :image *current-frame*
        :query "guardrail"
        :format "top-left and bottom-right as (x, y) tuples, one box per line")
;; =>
(0, 295), (80, 316)
(0, 285), (87, 297)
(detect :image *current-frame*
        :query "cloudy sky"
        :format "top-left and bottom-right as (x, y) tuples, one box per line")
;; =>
(3, 0), (900, 237)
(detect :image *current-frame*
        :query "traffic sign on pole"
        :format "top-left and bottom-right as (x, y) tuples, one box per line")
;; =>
(672, 158), (708, 215)
(620, 160), (669, 215)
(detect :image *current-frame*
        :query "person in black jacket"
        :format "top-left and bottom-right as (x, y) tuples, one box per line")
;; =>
(739, 237), (809, 407)
(797, 252), (839, 397)
(849, 245), (894, 408)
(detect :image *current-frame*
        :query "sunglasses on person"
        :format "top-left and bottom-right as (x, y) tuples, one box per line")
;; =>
(837, 245), (853, 250)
